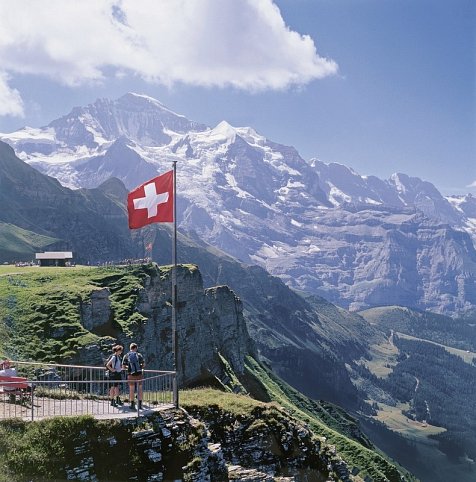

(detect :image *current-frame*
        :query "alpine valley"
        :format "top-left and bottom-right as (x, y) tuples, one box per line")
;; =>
(1, 93), (476, 482)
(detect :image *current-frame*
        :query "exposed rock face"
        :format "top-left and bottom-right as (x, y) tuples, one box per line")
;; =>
(0, 407), (358, 482)
(79, 287), (111, 331)
(267, 206), (476, 314)
(185, 404), (354, 482)
(203, 285), (251, 375)
(79, 265), (256, 386)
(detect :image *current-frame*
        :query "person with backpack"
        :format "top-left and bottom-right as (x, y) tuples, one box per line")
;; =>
(105, 345), (124, 407)
(122, 343), (145, 410)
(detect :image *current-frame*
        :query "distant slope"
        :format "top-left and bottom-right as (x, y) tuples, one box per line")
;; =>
(0, 222), (59, 262)
(360, 305), (476, 352)
(0, 140), (137, 263)
(355, 306), (476, 481)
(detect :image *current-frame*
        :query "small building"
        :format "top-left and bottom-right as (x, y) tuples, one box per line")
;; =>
(35, 251), (73, 267)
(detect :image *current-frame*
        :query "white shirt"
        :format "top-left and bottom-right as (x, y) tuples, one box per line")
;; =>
(108, 355), (122, 372)
(0, 367), (17, 377)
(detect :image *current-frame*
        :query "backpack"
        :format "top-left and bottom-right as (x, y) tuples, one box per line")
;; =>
(127, 351), (142, 375)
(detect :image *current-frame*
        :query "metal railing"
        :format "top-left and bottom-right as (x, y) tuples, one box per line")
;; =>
(0, 361), (176, 421)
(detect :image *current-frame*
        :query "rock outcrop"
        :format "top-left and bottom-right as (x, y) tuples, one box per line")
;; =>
(79, 287), (112, 331)
(78, 264), (256, 387)
(0, 405), (358, 481)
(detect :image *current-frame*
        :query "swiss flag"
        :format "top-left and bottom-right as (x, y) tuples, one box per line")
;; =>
(127, 170), (174, 229)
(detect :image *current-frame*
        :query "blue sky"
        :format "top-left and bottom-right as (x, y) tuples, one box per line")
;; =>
(0, 0), (474, 195)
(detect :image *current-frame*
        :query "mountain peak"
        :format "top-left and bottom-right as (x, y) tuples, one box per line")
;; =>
(96, 176), (128, 200)
(121, 92), (164, 104)
(209, 121), (237, 142)
(117, 92), (184, 118)
(42, 93), (209, 149)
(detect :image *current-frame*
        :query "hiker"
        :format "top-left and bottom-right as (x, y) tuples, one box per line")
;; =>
(106, 345), (124, 407)
(0, 358), (17, 377)
(122, 343), (145, 410)
(0, 359), (19, 403)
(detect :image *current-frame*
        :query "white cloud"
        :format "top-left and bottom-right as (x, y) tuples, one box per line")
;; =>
(0, 0), (337, 115)
(468, 180), (476, 188)
(0, 73), (24, 117)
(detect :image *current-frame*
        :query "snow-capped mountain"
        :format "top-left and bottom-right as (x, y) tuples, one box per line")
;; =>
(1, 93), (475, 315)
(312, 159), (464, 226)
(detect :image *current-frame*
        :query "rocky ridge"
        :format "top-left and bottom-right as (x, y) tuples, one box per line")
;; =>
(1, 93), (475, 315)
(75, 264), (254, 387)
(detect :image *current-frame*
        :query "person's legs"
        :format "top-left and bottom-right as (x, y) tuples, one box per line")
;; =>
(137, 376), (143, 406)
(128, 376), (136, 409)
(109, 374), (122, 406)
(114, 383), (122, 405)
(109, 382), (116, 406)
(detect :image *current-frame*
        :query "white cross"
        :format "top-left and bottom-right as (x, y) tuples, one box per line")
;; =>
(133, 182), (169, 218)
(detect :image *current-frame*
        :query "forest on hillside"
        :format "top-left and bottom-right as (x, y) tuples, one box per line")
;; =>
(358, 336), (476, 460)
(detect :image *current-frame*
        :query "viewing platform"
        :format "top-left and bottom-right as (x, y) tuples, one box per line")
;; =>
(0, 361), (176, 421)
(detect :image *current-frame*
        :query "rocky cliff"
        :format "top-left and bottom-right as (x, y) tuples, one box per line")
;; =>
(75, 259), (369, 408)
(76, 264), (255, 387)
(0, 392), (369, 482)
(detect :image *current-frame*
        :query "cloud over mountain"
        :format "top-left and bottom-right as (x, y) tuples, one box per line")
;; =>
(0, 73), (24, 117)
(0, 0), (338, 116)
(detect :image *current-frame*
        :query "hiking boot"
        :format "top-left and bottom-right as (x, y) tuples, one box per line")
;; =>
(110, 399), (117, 407)
(116, 397), (123, 406)
(130, 401), (136, 410)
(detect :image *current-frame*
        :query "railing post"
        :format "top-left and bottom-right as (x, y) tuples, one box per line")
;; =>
(173, 372), (178, 407)
(31, 388), (34, 421)
(89, 367), (93, 397)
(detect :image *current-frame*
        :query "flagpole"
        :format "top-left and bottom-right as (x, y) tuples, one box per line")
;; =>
(172, 160), (178, 408)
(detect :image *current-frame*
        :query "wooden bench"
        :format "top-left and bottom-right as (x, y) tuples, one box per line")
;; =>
(0, 375), (30, 403)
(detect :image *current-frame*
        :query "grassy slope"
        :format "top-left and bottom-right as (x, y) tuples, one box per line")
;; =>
(0, 223), (59, 263)
(360, 306), (476, 352)
(239, 356), (414, 482)
(397, 332), (476, 365)
(0, 264), (167, 360)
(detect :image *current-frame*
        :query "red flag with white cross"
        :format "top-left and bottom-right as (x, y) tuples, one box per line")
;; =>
(127, 170), (174, 229)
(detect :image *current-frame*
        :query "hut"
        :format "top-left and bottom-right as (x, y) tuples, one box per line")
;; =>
(35, 251), (73, 267)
